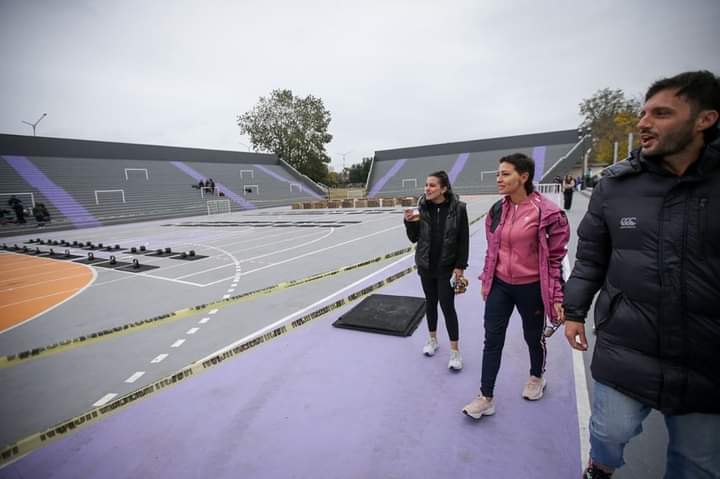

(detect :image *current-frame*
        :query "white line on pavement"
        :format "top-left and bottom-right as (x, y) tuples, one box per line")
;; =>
(124, 371), (145, 383)
(171, 339), (185, 348)
(92, 393), (117, 407)
(151, 354), (168, 363)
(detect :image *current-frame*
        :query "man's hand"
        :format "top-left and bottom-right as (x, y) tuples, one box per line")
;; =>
(564, 321), (588, 351)
(553, 303), (565, 323)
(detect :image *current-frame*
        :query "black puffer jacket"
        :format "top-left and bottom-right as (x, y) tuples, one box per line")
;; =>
(564, 137), (720, 414)
(405, 192), (469, 277)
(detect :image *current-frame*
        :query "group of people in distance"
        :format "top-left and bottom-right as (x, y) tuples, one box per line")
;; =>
(403, 70), (719, 479)
(196, 178), (216, 194)
(1, 195), (50, 226)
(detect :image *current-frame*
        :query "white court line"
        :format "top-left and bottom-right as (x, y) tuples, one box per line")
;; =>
(198, 251), (414, 364)
(186, 327), (199, 335)
(573, 349), (591, 466)
(124, 371), (145, 383)
(92, 393), (117, 407)
(199, 317), (210, 324)
(208, 309), (219, 315)
(198, 224), (403, 287)
(227, 288), (235, 293)
(150, 354), (168, 363)
(174, 228), (335, 280)
(171, 339), (185, 348)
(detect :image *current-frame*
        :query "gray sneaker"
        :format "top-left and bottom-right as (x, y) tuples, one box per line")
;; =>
(422, 337), (439, 356)
(522, 375), (546, 400)
(462, 395), (495, 419)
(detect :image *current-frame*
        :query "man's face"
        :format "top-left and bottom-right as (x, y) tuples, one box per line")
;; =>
(637, 88), (698, 158)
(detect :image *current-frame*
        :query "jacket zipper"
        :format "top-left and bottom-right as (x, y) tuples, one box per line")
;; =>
(699, 197), (707, 257)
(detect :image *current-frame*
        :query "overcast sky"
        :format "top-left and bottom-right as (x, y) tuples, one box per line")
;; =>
(1, 0), (718, 171)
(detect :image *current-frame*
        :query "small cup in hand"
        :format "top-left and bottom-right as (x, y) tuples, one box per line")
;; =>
(404, 208), (420, 222)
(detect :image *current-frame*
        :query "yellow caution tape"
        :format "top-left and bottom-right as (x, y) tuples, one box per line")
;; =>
(0, 263), (418, 467)
(0, 246), (414, 369)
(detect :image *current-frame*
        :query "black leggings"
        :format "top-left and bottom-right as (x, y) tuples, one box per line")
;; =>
(420, 274), (459, 341)
(481, 278), (545, 397)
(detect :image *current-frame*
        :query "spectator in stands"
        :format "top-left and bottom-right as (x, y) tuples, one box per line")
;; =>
(404, 170), (469, 371)
(208, 178), (216, 194)
(462, 153), (569, 419)
(7, 195), (26, 224)
(196, 179), (205, 190)
(564, 71), (720, 479)
(562, 175), (576, 210)
(32, 202), (51, 225)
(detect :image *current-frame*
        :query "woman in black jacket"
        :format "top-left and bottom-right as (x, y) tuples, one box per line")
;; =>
(404, 171), (469, 371)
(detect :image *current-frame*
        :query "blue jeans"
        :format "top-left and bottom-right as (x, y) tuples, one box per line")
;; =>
(590, 381), (720, 478)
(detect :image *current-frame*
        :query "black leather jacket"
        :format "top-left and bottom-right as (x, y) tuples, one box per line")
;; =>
(564, 137), (720, 414)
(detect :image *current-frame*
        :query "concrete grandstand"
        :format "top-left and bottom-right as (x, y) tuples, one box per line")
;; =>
(367, 129), (589, 197)
(0, 134), (325, 235)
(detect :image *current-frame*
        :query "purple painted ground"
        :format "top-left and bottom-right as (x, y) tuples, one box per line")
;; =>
(0, 229), (582, 479)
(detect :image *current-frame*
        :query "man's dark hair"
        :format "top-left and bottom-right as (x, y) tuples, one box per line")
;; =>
(428, 170), (453, 197)
(646, 70), (720, 142)
(498, 153), (535, 194)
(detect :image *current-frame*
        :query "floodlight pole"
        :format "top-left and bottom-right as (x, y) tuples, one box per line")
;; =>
(21, 113), (47, 136)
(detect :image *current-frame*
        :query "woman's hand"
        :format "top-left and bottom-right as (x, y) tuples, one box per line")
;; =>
(453, 268), (464, 282)
(404, 208), (420, 222)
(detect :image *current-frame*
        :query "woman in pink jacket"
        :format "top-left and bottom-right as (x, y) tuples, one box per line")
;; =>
(463, 153), (570, 419)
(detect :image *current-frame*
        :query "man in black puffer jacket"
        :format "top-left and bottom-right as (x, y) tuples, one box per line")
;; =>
(564, 71), (720, 479)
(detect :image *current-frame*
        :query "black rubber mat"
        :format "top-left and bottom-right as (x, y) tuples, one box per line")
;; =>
(169, 254), (208, 261)
(45, 252), (83, 260)
(115, 263), (160, 273)
(332, 294), (426, 337)
(74, 257), (110, 265)
(94, 260), (134, 269)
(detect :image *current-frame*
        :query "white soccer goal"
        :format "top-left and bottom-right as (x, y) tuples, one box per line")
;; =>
(95, 189), (126, 205)
(124, 168), (149, 180)
(289, 183), (303, 193)
(207, 199), (231, 215)
(480, 170), (497, 182)
(0, 192), (35, 207)
(401, 178), (417, 190)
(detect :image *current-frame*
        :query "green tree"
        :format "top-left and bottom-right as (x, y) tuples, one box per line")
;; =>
(347, 157), (372, 184)
(579, 88), (641, 165)
(238, 89), (333, 182)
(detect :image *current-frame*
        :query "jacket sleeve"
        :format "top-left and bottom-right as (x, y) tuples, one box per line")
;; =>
(479, 212), (492, 281)
(546, 210), (571, 304)
(454, 205), (469, 269)
(563, 180), (612, 323)
(404, 219), (419, 244)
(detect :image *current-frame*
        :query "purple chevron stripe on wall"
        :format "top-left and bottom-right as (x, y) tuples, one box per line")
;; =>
(532, 146), (547, 179)
(170, 161), (256, 209)
(253, 164), (322, 200)
(448, 153), (469, 184)
(2, 155), (102, 228)
(368, 158), (407, 198)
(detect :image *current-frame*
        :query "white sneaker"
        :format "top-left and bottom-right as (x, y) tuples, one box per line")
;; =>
(422, 337), (439, 356)
(448, 350), (463, 370)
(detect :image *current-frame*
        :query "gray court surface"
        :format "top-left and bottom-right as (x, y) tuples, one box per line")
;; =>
(0, 200), (495, 448)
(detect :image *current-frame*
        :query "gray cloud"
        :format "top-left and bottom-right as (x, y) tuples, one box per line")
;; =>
(1, 0), (718, 171)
